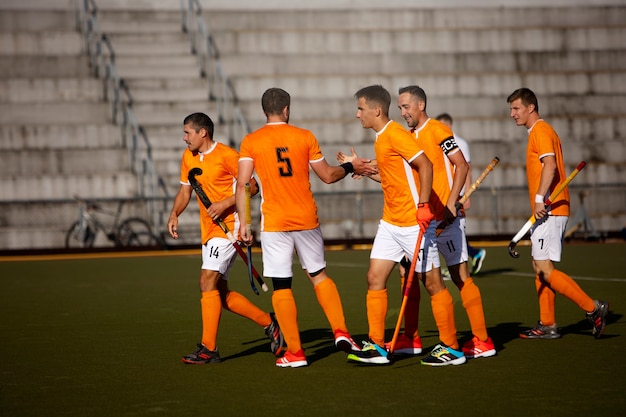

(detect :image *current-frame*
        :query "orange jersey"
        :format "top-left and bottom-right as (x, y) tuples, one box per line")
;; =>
(526, 119), (569, 216)
(179, 143), (240, 244)
(375, 120), (426, 226)
(413, 118), (458, 220)
(239, 122), (321, 232)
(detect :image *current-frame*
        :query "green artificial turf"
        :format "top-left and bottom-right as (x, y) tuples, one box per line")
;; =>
(1, 243), (624, 417)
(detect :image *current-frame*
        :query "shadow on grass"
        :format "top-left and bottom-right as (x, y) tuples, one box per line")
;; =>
(222, 328), (347, 364)
(474, 267), (516, 277)
(221, 310), (620, 363)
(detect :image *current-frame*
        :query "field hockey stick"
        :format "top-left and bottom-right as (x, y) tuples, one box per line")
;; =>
(244, 183), (256, 294)
(188, 168), (268, 293)
(507, 161), (587, 258)
(388, 227), (425, 356)
(436, 156), (500, 237)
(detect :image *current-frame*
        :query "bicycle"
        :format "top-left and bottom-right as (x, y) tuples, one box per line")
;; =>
(65, 197), (162, 249)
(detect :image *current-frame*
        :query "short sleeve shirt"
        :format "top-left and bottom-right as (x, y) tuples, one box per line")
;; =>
(374, 120), (426, 226)
(526, 120), (569, 216)
(239, 122), (321, 232)
(179, 143), (240, 244)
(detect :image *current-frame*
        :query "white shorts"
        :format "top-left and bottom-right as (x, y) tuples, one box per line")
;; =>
(370, 220), (439, 274)
(530, 215), (568, 262)
(260, 228), (326, 278)
(436, 216), (469, 266)
(201, 237), (237, 278)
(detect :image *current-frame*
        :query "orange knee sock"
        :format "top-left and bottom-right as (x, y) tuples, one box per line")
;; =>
(459, 278), (488, 341)
(430, 289), (459, 350)
(403, 280), (421, 339)
(548, 269), (596, 313)
(224, 291), (271, 327)
(536, 274), (556, 325)
(272, 289), (302, 353)
(200, 290), (222, 351)
(314, 278), (348, 333)
(366, 289), (388, 346)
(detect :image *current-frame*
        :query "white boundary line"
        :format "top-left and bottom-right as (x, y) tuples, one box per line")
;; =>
(502, 271), (626, 283)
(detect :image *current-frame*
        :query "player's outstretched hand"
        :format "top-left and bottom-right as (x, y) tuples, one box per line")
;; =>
(352, 157), (378, 177)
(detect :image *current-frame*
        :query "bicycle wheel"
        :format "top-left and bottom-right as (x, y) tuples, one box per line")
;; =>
(126, 231), (162, 247)
(65, 221), (97, 249)
(116, 218), (162, 248)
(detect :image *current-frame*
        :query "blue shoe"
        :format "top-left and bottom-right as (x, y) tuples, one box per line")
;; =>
(347, 341), (390, 364)
(420, 343), (466, 366)
(471, 249), (487, 274)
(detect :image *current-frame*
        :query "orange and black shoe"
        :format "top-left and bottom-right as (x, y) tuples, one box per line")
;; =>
(265, 312), (285, 356)
(519, 322), (561, 339)
(586, 300), (609, 338)
(182, 343), (221, 364)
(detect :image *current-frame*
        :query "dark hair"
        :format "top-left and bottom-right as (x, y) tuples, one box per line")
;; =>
(354, 85), (391, 116)
(507, 88), (539, 112)
(183, 112), (214, 138)
(435, 112), (453, 125)
(398, 85), (427, 110)
(262, 88), (290, 116)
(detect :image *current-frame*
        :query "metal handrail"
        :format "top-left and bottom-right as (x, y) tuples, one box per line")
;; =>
(180, 0), (251, 147)
(74, 0), (169, 232)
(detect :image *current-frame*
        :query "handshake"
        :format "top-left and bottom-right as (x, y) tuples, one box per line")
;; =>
(336, 148), (379, 180)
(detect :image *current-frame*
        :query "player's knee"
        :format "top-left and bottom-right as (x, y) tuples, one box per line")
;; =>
(272, 277), (292, 291)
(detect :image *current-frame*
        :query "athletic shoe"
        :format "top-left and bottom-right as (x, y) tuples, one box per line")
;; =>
(334, 329), (361, 353)
(276, 349), (308, 368)
(462, 336), (496, 359)
(421, 343), (466, 366)
(347, 341), (390, 365)
(182, 343), (221, 364)
(519, 321), (561, 339)
(471, 249), (487, 274)
(384, 334), (422, 355)
(265, 312), (285, 356)
(586, 300), (609, 338)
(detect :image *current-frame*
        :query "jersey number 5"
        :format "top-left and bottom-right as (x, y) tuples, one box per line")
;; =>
(276, 147), (293, 177)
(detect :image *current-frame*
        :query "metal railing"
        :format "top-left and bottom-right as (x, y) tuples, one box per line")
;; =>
(180, 0), (250, 147)
(74, 0), (169, 232)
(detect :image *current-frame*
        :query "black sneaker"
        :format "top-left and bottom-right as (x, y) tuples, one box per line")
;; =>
(586, 300), (609, 338)
(519, 321), (561, 339)
(265, 312), (285, 356)
(347, 341), (390, 365)
(420, 343), (466, 366)
(182, 343), (221, 364)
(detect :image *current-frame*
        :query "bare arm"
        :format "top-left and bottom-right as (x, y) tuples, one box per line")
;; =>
(446, 149), (469, 217)
(410, 153), (433, 204)
(462, 161), (473, 210)
(167, 184), (193, 239)
(310, 156), (378, 184)
(236, 159), (255, 244)
(534, 155), (557, 219)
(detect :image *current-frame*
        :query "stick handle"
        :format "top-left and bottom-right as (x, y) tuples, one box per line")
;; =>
(388, 229), (424, 355)
(245, 183), (252, 239)
(458, 156), (500, 206)
(436, 156), (499, 237)
(508, 161), (587, 258)
(544, 161), (586, 206)
(188, 169), (267, 291)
